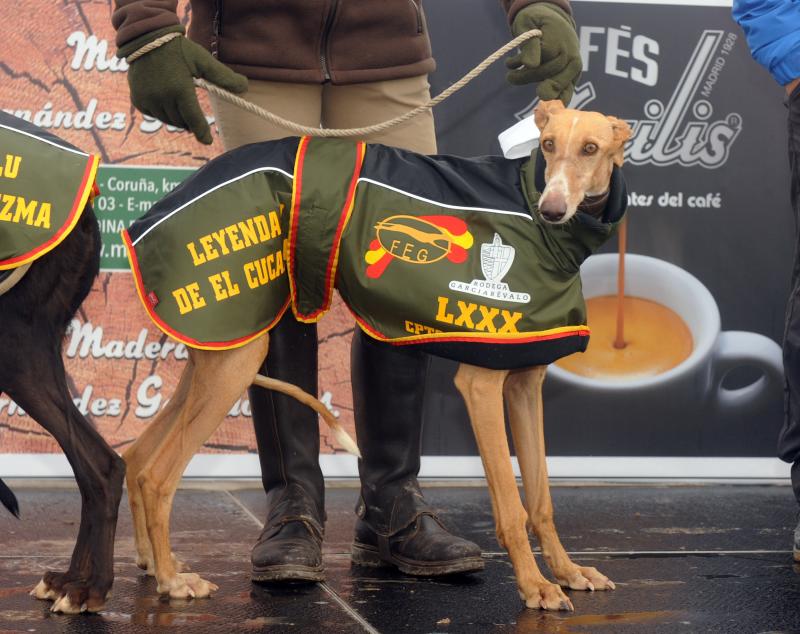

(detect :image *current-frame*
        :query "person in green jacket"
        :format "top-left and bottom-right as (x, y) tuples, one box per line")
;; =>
(112, 0), (583, 583)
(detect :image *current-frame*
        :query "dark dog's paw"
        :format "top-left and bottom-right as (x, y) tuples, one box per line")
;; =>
(30, 578), (59, 601)
(30, 571), (110, 613)
(29, 570), (69, 601)
(51, 579), (110, 613)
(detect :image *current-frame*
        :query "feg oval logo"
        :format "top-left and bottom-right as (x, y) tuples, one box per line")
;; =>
(375, 215), (451, 264)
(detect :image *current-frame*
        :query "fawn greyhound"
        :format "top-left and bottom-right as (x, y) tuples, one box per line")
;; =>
(451, 100), (630, 610)
(122, 99), (631, 610)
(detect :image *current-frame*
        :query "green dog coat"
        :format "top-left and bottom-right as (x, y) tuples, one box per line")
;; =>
(124, 136), (626, 369)
(0, 113), (99, 273)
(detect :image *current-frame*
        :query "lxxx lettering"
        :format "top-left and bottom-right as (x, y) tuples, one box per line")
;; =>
(435, 296), (522, 334)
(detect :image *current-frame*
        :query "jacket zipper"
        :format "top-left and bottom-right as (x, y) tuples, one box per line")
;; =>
(211, 0), (223, 57)
(320, 0), (339, 81)
(409, 0), (423, 33)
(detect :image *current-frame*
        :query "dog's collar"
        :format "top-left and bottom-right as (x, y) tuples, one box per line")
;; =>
(577, 190), (610, 218)
(533, 147), (547, 194)
(519, 148), (544, 213)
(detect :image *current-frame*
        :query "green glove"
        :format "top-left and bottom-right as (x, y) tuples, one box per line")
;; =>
(505, 3), (582, 105)
(120, 27), (248, 145)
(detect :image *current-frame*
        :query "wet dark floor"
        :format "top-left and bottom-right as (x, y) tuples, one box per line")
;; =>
(0, 483), (799, 633)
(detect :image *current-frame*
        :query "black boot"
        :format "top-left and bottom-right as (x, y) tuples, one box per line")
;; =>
(791, 462), (800, 562)
(350, 332), (484, 576)
(249, 313), (325, 582)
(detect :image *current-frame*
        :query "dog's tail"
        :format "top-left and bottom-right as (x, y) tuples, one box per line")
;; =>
(0, 477), (19, 518)
(252, 374), (361, 458)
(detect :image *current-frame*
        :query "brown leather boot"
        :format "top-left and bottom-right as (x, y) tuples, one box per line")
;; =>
(251, 484), (325, 582)
(249, 313), (326, 582)
(351, 482), (484, 576)
(349, 332), (484, 576)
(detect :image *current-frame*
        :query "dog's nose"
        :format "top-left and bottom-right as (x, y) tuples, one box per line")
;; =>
(539, 193), (566, 222)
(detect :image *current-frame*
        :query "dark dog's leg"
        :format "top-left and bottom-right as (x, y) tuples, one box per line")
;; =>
(5, 349), (125, 613)
(0, 204), (118, 613)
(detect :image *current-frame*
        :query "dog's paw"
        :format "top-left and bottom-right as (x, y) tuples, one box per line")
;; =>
(51, 594), (86, 614)
(519, 581), (574, 611)
(158, 572), (218, 600)
(136, 554), (155, 575)
(49, 579), (111, 614)
(30, 570), (73, 601)
(137, 551), (187, 576)
(29, 578), (59, 601)
(557, 566), (616, 592)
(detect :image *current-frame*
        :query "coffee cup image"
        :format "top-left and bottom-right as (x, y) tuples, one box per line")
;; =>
(543, 254), (785, 457)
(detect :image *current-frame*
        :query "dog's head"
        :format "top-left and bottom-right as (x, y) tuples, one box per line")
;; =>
(533, 100), (632, 224)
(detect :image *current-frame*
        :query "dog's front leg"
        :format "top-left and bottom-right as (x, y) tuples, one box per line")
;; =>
(454, 363), (573, 611)
(505, 367), (615, 592)
(6, 353), (125, 613)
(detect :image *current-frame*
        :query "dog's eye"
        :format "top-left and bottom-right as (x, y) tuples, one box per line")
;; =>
(583, 143), (598, 155)
(542, 139), (554, 152)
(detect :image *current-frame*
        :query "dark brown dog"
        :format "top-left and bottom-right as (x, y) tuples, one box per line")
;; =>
(0, 198), (125, 613)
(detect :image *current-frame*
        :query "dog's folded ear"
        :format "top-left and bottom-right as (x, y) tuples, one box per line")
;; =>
(534, 99), (565, 133)
(607, 116), (633, 167)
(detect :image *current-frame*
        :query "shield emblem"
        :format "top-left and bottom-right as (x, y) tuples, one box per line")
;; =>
(480, 233), (514, 282)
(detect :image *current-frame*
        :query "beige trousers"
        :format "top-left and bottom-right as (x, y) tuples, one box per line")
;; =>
(210, 75), (437, 154)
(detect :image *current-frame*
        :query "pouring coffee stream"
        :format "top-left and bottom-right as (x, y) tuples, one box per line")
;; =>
(614, 218), (628, 350)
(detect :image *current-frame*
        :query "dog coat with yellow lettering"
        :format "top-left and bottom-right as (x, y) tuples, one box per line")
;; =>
(124, 136), (626, 369)
(0, 113), (99, 272)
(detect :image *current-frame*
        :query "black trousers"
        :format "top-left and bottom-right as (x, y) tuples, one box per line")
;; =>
(776, 83), (800, 503)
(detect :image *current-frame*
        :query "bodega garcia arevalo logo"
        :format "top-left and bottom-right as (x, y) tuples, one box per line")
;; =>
(449, 233), (531, 304)
(514, 27), (741, 169)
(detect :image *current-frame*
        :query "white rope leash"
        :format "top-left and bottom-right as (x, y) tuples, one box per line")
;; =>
(125, 31), (182, 63)
(127, 29), (542, 137)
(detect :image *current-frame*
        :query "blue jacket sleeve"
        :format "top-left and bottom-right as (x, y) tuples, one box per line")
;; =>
(732, 0), (800, 86)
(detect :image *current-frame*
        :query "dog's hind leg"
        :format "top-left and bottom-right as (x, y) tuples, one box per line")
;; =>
(123, 358), (195, 576)
(454, 363), (573, 611)
(137, 335), (269, 599)
(5, 351), (125, 614)
(505, 367), (615, 592)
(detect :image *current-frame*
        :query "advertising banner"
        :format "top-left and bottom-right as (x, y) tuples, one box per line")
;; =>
(0, 1), (353, 466)
(422, 0), (792, 472)
(0, 0), (793, 477)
